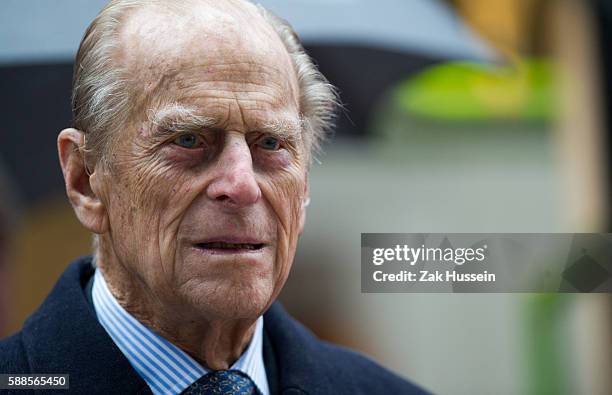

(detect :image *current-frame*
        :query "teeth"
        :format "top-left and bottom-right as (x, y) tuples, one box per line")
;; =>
(202, 242), (258, 250)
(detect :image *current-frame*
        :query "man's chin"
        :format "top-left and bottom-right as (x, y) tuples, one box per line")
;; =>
(176, 248), (278, 319)
(179, 278), (274, 321)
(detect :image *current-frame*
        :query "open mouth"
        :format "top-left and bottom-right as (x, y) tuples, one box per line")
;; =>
(195, 242), (265, 252)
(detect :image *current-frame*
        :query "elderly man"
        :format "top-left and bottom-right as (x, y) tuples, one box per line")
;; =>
(0, 1), (427, 394)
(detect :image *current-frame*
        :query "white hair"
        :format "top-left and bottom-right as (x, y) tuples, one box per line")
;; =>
(72, 0), (338, 168)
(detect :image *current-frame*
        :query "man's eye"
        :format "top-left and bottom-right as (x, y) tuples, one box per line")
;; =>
(173, 134), (201, 149)
(257, 136), (281, 151)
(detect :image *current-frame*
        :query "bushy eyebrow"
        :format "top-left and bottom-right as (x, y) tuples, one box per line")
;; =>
(147, 104), (217, 137)
(147, 103), (303, 141)
(259, 118), (304, 142)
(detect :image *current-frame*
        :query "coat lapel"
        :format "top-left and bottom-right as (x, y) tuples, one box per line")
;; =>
(263, 303), (336, 395)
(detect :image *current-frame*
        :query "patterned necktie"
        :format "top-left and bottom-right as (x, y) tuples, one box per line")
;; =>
(181, 370), (262, 395)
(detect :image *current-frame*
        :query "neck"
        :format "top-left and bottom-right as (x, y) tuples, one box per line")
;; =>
(95, 245), (257, 370)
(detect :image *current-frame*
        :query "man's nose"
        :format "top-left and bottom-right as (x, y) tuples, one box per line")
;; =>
(206, 134), (261, 208)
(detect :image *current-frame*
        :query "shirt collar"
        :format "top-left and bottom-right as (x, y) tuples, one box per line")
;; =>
(91, 268), (269, 395)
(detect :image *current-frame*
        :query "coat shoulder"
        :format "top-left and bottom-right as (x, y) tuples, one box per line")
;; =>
(0, 331), (31, 373)
(264, 303), (430, 394)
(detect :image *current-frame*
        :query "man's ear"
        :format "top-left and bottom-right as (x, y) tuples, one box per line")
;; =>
(298, 173), (309, 235)
(57, 128), (109, 234)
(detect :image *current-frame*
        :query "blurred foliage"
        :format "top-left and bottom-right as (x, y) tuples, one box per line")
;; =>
(524, 294), (573, 395)
(394, 59), (557, 121)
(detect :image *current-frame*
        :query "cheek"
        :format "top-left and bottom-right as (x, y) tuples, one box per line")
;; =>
(261, 169), (305, 232)
(107, 158), (203, 280)
(259, 169), (306, 280)
(116, 151), (199, 218)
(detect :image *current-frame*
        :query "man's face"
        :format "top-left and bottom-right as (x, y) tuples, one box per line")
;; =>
(93, 3), (306, 321)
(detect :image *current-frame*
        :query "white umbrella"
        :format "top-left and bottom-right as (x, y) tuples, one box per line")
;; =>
(257, 0), (494, 61)
(0, 0), (494, 65)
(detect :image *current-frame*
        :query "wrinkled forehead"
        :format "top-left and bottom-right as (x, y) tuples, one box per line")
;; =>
(116, 0), (299, 115)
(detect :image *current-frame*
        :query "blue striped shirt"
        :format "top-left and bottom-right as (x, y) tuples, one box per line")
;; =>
(91, 269), (270, 395)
